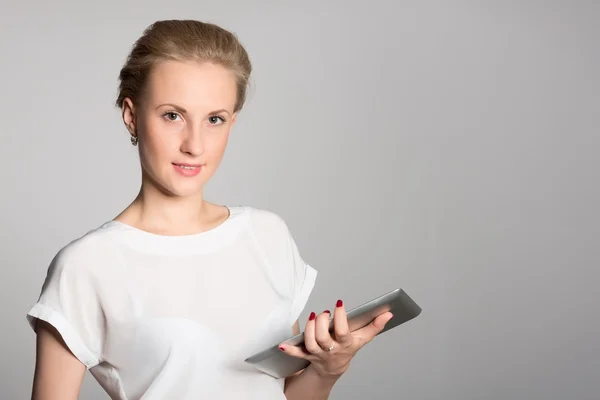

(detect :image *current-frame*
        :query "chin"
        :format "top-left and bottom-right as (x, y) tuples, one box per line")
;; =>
(165, 180), (205, 198)
(144, 166), (212, 198)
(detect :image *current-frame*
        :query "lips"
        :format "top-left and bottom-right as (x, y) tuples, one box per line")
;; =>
(173, 163), (201, 170)
(173, 163), (203, 176)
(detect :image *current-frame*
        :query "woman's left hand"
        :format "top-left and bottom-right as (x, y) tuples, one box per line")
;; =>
(278, 299), (394, 379)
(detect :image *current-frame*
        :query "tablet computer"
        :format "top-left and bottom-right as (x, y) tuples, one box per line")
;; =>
(244, 288), (422, 378)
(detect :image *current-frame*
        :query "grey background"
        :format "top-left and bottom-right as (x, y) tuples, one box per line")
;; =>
(1, 0), (598, 399)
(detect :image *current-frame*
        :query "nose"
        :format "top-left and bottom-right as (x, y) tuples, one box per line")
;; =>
(180, 124), (205, 156)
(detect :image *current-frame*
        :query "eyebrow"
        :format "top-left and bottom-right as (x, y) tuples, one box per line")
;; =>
(156, 104), (231, 116)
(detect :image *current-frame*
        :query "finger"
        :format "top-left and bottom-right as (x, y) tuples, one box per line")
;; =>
(302, 311), (322, 354)
(315, 310), (335, 350)
(278, 342), (311, 359)
(354, 312), (394, 345)
(333, 299), (352, 346)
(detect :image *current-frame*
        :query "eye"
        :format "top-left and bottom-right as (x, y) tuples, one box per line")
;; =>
(208, 115), (226, 125)
(163, 111), (181, 122)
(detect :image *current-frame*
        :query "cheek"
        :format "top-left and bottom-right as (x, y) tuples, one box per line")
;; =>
(202, 132), (228, 165)
(206, 130), (230, 157)
(138, 128), (172, 174)
(141, 122), (177, 158)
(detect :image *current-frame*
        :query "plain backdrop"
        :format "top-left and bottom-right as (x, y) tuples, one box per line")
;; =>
(1, 1), (598, 399)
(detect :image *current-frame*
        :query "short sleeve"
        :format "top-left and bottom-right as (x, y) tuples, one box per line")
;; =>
(26, 242), (106, 369)
(286, 230), (318, 325)
(245, 208), (318, 326)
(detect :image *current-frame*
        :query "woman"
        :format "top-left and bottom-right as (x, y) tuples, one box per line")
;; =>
(26, 19), (393, 399)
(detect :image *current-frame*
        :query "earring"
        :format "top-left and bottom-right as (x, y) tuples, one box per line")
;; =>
(130, 135), (138, 146)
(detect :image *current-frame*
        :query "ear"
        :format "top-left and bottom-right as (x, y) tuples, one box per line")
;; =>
(231, 112), (237, 127)
(122, 98), (137, 137)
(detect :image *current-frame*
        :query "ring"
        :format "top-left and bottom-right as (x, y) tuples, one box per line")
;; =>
(326, 342), (335, 352)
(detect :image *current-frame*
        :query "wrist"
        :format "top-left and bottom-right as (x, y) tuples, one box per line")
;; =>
(306, 364), (343, 384)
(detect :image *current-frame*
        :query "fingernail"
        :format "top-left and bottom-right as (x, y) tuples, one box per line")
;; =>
(309, 312), (316, 321)
(336, 299), (343, 307)
(324, 310), (331, 314)
(279, 346), (285, 351)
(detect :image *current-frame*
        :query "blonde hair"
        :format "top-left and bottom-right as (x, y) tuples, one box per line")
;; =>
(115, 20), (252, 113)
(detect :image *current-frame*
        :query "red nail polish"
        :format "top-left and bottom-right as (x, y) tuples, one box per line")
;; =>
(279, 346), (285, 351)
(324, 310), (331, 314)
(309, 312), (316, 320)
(336, 299), (343, 307)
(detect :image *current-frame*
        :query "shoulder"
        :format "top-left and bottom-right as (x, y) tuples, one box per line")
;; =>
(47, 224), (116, 278)
(239, 206), (292, 238)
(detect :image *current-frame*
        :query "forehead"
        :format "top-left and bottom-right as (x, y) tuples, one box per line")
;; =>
(144, 60), (237, 111)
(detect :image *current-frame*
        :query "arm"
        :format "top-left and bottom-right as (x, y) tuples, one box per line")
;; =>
(31, 320), (86, 400)
(283, 320), (339, 400)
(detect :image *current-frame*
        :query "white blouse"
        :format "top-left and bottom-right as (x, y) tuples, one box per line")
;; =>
(26, 206), (318, 399)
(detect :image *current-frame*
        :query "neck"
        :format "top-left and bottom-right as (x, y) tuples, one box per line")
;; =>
(117, 180), (218, 236)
